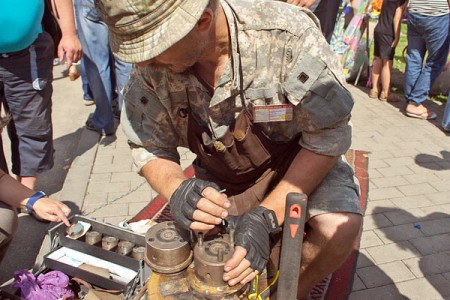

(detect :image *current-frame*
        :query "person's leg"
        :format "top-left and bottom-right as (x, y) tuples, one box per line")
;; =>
(3, 33), (54, 189)
(75, 0), (115, 135)
(370, 56), (382, 97)
(379, 59), (393, 100)
(296, 157), (362, 298)
(0, 201), (18, 265)
(407, 14), (449, 105)
(443, 92), (450, 132)
(404, 13), (427, 103)
(297, 212), (362, 299)
(79, 58), (94, 105)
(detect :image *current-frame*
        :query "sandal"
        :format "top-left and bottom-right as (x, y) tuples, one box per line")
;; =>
(379, 91), (388, 101)
(406, 104), (437, 120)
(369, 90), (378, 99)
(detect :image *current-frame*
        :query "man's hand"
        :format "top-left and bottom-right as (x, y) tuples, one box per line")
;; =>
(286, 0), (317, 8)
(169, 179), (230, 231)
(33, 198), (71, 226)
(58, 34), (82, 67)
(223, 206), (280, 286)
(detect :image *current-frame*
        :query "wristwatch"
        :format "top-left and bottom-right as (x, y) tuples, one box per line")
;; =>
(22, 191), (47, 214)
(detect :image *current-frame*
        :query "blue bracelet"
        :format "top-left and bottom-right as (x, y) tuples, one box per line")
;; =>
(25, 191), (47, 212)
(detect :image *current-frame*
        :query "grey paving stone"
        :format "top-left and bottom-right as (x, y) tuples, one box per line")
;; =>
(383, 208), (425, 225)
(396, 276), (449, 300)
(110, 171), (144, 183)
(365, 241), (420, 264)
(89, 173), (112, 183)
(397, 183), (438, 197)
(370, 176), (409, 188)
(402, 173), (441, 185)
(360, 230), (384, 249)
(363, 213), (393, 230)
(368, 188), (404, 201)
(373, 223), (424, 244)
(365, 199), (397, 215)
(410, 234), (450, 256)
(419, 218), (450, 236)
(357, 261), (416, 288)
(390, 195), (435, 209)
(403, 252), (450, 277)
(356, 249), (375, 269)
(351, 274), (366, 291)
(348, 284), (406, 300)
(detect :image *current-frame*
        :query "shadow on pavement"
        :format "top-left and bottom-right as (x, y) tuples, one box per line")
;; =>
(415, 150), (450, 171)
(352, 206), (450, 299)
(0, 126), (98, 285)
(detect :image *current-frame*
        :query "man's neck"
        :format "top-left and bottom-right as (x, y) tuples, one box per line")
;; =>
(194, 5), (230, 88)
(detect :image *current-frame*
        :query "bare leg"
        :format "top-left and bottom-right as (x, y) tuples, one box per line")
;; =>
(370, 56), (382, 97)
(19, 176), (37, 190)
(380, 59), (393, 98)
(296, 212), (362, 299)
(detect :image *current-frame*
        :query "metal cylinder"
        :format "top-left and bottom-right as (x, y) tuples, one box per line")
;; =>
(188, 233), (245, 299)
(102, 236), (119, 251)
(118, 240), (135, 256)
(132, 246), (146, 260)
(145, 221), (192, 274)
(85, 231), (102, 246)
(193, 234), (233, 287)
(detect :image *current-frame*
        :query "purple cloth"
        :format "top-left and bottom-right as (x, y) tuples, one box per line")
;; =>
(12, 270), (74, 300)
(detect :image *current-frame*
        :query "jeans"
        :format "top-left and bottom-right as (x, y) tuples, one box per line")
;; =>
(79, 58), (93, 101)
(74, 0), (131, 133)
(404, 13), (450, 105)
(443, 92), (450, 131)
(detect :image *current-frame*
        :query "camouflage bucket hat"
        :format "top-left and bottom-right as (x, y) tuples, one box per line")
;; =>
(94, 0), (210, 63)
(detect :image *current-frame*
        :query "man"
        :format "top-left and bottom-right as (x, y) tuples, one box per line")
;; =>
(95, 0), (362, 298)
(74, 0), (131, 136)
(0, 0), (82, 189)
(404, 0), (449, 120)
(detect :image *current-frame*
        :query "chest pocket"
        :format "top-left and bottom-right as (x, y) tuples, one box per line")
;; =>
(282, 53), (354, 129)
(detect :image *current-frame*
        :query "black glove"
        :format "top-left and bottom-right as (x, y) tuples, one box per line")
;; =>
(169, 178), (221, 230)
(228, 206), (281, 273)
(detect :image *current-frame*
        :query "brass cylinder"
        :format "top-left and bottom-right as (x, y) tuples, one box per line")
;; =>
(102, 236), (119, 251)
(85, 231), (102, 246)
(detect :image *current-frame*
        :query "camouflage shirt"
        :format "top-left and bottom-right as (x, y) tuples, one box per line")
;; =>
(122, 0), (354, 173)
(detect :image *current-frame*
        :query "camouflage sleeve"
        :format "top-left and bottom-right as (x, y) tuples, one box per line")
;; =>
(282, 27), (354, 156)
(121, 74), (181, 173)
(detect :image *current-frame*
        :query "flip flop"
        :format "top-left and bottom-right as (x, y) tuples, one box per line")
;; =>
(406, 110), (437, 120)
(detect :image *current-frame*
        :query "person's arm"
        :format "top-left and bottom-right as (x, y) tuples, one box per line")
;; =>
(392, 2), (406, 48)
(0, 170), (70, 226)
(50, 0), (82, 66)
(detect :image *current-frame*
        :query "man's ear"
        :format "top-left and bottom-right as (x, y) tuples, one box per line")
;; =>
(196, 8), (213, 33)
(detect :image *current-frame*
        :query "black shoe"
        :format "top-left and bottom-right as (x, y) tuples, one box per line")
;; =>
(85, 119), (114, 136)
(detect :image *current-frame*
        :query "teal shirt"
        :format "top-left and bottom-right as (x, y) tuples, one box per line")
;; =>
(0, 0), (44, 53)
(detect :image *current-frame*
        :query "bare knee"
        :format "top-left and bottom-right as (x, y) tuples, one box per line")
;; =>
(308, 212), (362, 246)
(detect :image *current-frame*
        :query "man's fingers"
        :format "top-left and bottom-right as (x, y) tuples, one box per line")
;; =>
(190, 221), (215, 231)
(224, 246), (247, 273)
(241, 270), (259, 285)
(192, 208), (223, 226)
(196, 197), (228, 219)
(201, 187), (230, 209)
(228, 267), (254, 286)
